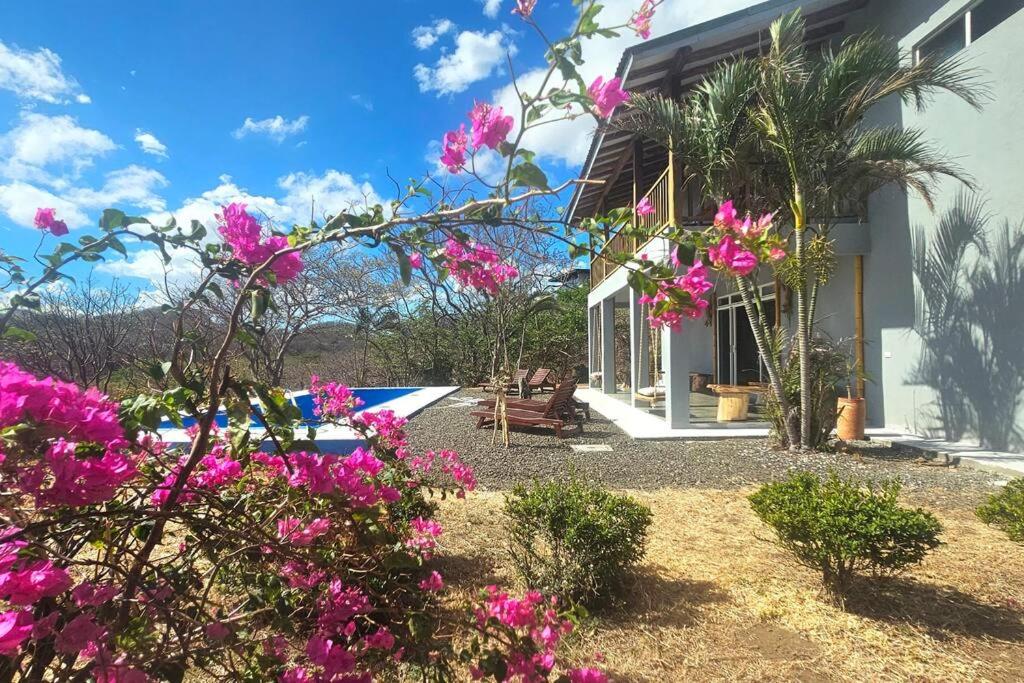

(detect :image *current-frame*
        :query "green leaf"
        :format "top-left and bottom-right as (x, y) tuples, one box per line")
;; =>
(510, 162), (549, 190)
(107, 236), (127, 256)
(100, 209), (127, 231)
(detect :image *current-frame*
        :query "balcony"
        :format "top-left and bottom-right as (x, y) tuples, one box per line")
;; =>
(589, 166), (675, 289)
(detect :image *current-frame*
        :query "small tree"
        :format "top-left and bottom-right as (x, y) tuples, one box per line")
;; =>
(750, 472), (942, 603)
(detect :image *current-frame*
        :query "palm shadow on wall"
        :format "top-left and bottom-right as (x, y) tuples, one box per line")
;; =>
(910, 192), (1024, 451)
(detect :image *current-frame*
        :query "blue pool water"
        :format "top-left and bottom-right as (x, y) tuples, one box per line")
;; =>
(158, 387), (419, 430)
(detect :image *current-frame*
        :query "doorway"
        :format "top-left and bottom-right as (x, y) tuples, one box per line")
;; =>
(716, 286), (776, 385)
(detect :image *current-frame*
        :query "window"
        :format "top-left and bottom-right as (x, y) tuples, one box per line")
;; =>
(972, 0), (1024, 39)
(916, 0), (1024, 62)
(917, 15), (966, 62)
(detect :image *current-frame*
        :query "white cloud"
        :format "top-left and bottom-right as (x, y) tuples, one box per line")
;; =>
(411, 19), (454, 50)
(415, 29), (515, 96)
(349, 94), (374, 111)
(232, 115), (310, 143)
(491, 0), (760, 167)
(0, 181), (89, 229)
(0, 165), (168, 230)
(0, 39), (89, 104)
(107, 170), (382, 290)
(0, 112), (115, 182)
(480, 0), (502, 18)
(134, 129), (168, 158)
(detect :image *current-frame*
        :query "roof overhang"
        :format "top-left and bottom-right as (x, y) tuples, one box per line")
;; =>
(564, 0), (870, 223)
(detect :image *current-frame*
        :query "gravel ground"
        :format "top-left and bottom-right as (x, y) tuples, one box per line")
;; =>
(405, 389), (1006, 503)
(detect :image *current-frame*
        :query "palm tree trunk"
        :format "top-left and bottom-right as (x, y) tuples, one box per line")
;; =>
(792, 192), (813, 450)
(736, 276), (799, 449)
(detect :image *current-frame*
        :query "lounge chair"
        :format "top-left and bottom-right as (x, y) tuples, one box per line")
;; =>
(478, 377), (586, 422)
(471, 378), (580, 437)
(527, 368), (559, 393)
(477, 368), (529, 394)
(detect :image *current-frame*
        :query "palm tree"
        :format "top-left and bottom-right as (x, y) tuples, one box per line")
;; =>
(621, 9), (984, 448)
(352, 306), (400, 385)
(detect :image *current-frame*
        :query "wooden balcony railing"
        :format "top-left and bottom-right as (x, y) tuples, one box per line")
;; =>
(590, 165), (674, 289)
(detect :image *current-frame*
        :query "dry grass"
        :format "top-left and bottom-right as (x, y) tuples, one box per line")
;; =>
(433, 488), (1024, 682)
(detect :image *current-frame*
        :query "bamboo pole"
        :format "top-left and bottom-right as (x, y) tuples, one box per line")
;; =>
(667, 141), (676, 226)
(854, 254), (865, 399)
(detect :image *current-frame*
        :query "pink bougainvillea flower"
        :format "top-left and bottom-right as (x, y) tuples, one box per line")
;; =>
(0, 609), (33, 655)
(443, 239), (518, 295)
(569, 667), (609, 683)
(709, 235), (758, 276)
(629, 0), (656, 39)
(714, 200), (739, 230)
(364, 627), (396, 650)
(72, 582), (119, 607)
(440, 124), (468, 173)
(469, 102), (514, 150)
(0, 559), (72, 605)
(635, 197), (655, 216)
(587, 76), (630, 119)
(513, 0), (537, 17)
(408, 252), (423, 269)
(217, 203), (303, 284)
(55, 614), (106, 655)
(418, 570), (444, 592)
(205, 621), (231, 642)
(33, 207), (69, 236)
(769, 247), (787, 261)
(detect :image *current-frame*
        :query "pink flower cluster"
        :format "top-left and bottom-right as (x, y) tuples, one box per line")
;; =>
(513, 0), (538, 17)
(587, 76), (630, 119)
(635, 197), (655, 217)
(151, 436), (243, 507)
(407, 448), (477, 496)
(310, 375), (364, 421)
(33, 207), (69, 236)
(277, 517), (332, 546)
(350, 409), (408, 450)
(471, 587), (607, 683)
(439, 101), (514, 174)
(443, 238), (519, 295)
(638, 252), (713, 331)
(629, 0), (657, 39)
(405, 517), (443, 555)
(217, 203), (304, 284)
(0, 362), (140, 507)
(255, 449), (400, 508)
(707, 200), (786, 277)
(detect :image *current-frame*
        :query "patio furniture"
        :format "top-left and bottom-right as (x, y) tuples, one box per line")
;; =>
(707, 384), (766, 422)
(478, 378), (586, 422)
(634, 375), (666, 407)
(471, 378), (579, 437)
(477, 368), (530, 394)
(527, 368), (558, 393)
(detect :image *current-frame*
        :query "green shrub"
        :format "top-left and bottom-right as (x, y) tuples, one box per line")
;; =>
(977, 478), (1024, 543)
(749, 472), (942, 601)
(504, 478), (652, 607)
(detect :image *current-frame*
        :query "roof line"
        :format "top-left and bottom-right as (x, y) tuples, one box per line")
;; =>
(563, 0), (800, 225)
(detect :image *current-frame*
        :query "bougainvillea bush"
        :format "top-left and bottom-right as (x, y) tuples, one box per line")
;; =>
(0, 1), (681, 679)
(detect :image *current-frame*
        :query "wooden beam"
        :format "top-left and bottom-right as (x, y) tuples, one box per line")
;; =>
(594, 138), (635, 212)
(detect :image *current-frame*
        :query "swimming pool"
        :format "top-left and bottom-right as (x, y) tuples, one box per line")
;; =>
(156, 387), (459, 452)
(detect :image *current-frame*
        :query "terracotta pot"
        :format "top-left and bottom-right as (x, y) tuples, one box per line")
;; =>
(836, 397), (865, 441)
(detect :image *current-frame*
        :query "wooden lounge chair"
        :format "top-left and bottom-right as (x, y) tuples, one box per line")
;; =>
(471, 378), (580, 437)
(477, 368), (529, 394)
(527, 368), (558, 393)
(477, 377), (585, 422)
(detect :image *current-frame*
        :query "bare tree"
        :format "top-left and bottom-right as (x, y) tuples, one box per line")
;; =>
(2, 275), (141, 392)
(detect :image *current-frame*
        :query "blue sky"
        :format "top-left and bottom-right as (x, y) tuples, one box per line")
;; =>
(0, 0), (754, 292)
